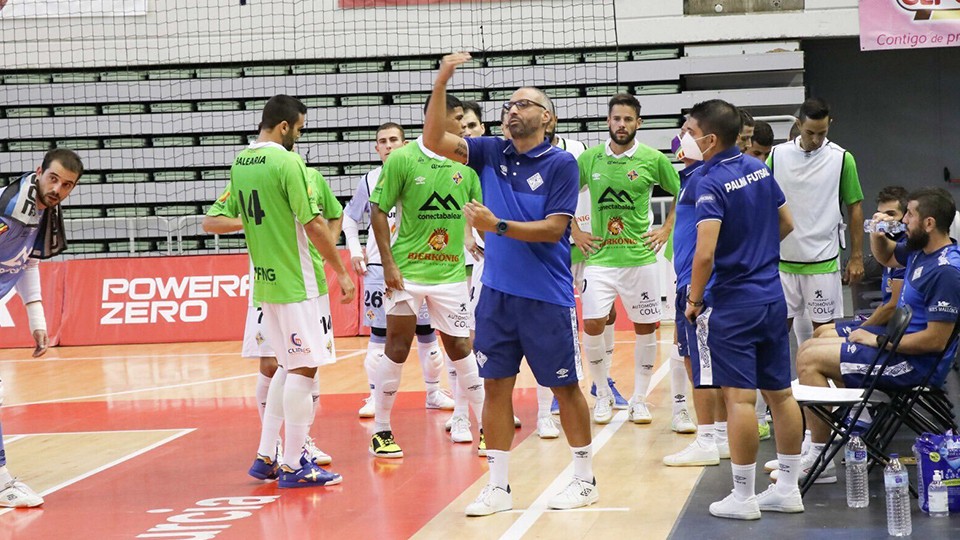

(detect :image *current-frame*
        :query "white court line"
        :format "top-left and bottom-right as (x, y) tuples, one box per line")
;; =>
(0, 428), (195, 517)
(3, 435), (27, 444)
(503, 507), (631, 514)
(499, 361), (670, 540)
(0, 348), (365, 364)
(7, 349), (366, 407)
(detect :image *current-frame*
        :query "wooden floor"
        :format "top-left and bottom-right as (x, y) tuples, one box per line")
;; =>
(0, 329), (705, 539)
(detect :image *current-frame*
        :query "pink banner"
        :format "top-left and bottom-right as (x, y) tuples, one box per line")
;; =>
(860, 1), (960, 51)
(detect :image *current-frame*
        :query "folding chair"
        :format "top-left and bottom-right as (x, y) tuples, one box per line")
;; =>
(794, 305), (913, 495)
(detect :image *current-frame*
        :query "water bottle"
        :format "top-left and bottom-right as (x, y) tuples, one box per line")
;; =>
(863, 219), (906, 234)
(928, 469), (949, 517)
(884, 454), (912, 536)
(845, 433), (869, 508)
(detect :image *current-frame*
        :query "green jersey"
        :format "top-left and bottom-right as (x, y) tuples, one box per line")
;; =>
(369, 139), (481, 284)
(578, 141), (680, 268)
(208, 161), (342, 301)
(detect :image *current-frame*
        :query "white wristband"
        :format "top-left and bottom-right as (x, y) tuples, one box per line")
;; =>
(26, 301), (46, 333)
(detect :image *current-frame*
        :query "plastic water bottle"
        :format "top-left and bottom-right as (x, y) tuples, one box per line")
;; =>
(863, 219), (906, 234)
(845, 433), (869, 508)
(928, 469), (949, 517)
(884, 454), (912, 536)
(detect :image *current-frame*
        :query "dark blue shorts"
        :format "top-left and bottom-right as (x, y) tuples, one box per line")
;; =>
(474, 287), (582, 387)
(834, 319), (862, 337)
(675, 285), (693, 358)
(839, 340), (937, 389)
(694, 299), (791, 390)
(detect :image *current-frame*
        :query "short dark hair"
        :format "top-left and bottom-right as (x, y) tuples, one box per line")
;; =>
(908, 187), (956, 234)
(423, 93), (463, 115)
(41, 148), (84, 179)
(461, 101), (483, 122)
(688, 99), (740, 148)
(798, 97), (830, 122)
(260, 95), (306, 131)
(739, 108), (755, 128)
(608, 93), (641, 117)
(752, 120), (774, 147)
(877, 185), (908, 215)
(376, 122), (405, 139)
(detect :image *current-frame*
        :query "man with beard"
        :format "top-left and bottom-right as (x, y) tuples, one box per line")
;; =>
(795, 187), (960, 485)
(573, 93), (680, 426)
(0, 148), (83, 507)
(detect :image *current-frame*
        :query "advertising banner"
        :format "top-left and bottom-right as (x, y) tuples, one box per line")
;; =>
(860, 0), (960, 51)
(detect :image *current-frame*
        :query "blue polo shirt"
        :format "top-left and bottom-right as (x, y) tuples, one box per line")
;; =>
(466, 136), (579, 307)
(673, 161), (704, 289)
(695, 147), (786, 308)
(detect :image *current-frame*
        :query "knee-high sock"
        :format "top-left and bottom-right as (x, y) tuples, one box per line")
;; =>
(793, 316), (814, 346)
(603, 322), (616, 373)
(633, 333), (657, 400)
(450, 352), (484, 428)
(0, 420), (6, 469)
(256, 372), (272, 422)
(416, 335), (442, 393)
(446, 352), (469, 418)
(282, 373), (315, 468)
(257, 368), (287, 458)
(670, 345), (688, 415)
(584, 333), (610, 398)
(536, 384), (553, 417)
(311, 371), (321, 418)
(364, 339), (385, 398)
(374, 355), (404, 433)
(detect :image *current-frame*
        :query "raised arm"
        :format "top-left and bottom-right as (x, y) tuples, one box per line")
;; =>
(423, 52), (473, 164)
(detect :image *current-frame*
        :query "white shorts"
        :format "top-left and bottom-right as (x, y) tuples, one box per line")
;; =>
(260, 295), (336, 371)
(779, 271), (844, 323)
(571, 260), (586, 295)
(362, 265), (431, 329)
(385, 280), (472, 338)
(582, 264), (661, 324)
(241, 305), (276, 358)
(467, 256), (485, 330)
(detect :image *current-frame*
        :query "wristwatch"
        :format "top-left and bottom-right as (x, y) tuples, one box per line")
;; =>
(495, 219), (508, 236)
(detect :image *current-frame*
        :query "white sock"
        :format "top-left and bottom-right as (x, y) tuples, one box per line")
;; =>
(571, 444), (594, 482)
(417, 337), (442, 394)
(282, 374), (315, 468)
(257, 368), (287, 457)
(756, 390), (768, 425)
(584, 333), (610, 398)
(809, 442), (826, 458)
(633, 333), (657, 400)
(451, 352), (484, 428)
(714, 421), (728, 445)
(731, 462), (756, 502)
(603, 322), (615, 360)
(487, 449), (510, 490)
(374, 355), (404, 433)
(793, 317), (813, 346)
(776, 453), (802, 493)
(311, 372), (321, 417)
(696, 423), (716, 447)
(0, 466), (11, 485)
(255, 372), (272, 422)
(364, 341), (385, 398)
(445, 352), (469, 418)
(536, 385), (553, 417)
(801, 429), (812, 455)
(669, 345), (687, 415)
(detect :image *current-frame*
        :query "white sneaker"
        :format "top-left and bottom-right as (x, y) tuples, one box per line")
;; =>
(628, 398), (652, 424)
(445, 414), (454, 431)
(358, 396), (375, 418)
(536, 415), (560, 439)
(770, 452), (837, 484)
(709, 491), (761, 520)
(547, 477), (599, 510)
(671, 410), (696, 434)
(0, 479), (43, 508)
(763, 458), (779, 472)
(717, 441), (730, 459)
(465, 484), (512, 516)
(425, 389), (455, 410)
(756, 484), (804, 513)
(593, 396), (614, 424)
(303, 435), (332, 466)
(449, 414), (473, 443)
(663, 441), (720, 467)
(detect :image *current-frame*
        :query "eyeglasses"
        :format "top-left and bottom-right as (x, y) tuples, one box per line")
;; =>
(502, 99), (547, 112)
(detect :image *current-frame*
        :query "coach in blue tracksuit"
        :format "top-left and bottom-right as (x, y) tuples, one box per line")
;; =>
(682, 100), (805, 520)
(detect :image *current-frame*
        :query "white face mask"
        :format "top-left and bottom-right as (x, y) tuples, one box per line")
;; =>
(679, 131), (710, 161)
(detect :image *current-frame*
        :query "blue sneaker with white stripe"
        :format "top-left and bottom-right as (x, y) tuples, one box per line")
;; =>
(278, 459), (343, 488)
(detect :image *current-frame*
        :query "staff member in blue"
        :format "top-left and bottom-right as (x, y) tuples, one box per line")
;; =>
(423, 52), (597, 516)
(682, 100), (805, 520)
(0, 148), (83, 508)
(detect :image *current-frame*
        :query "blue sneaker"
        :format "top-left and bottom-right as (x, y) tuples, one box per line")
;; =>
(589, 378), (629, 410)
(550, 397), (560, 415)
(278, 461), (343, 488)
(248, 454), (280, 480)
